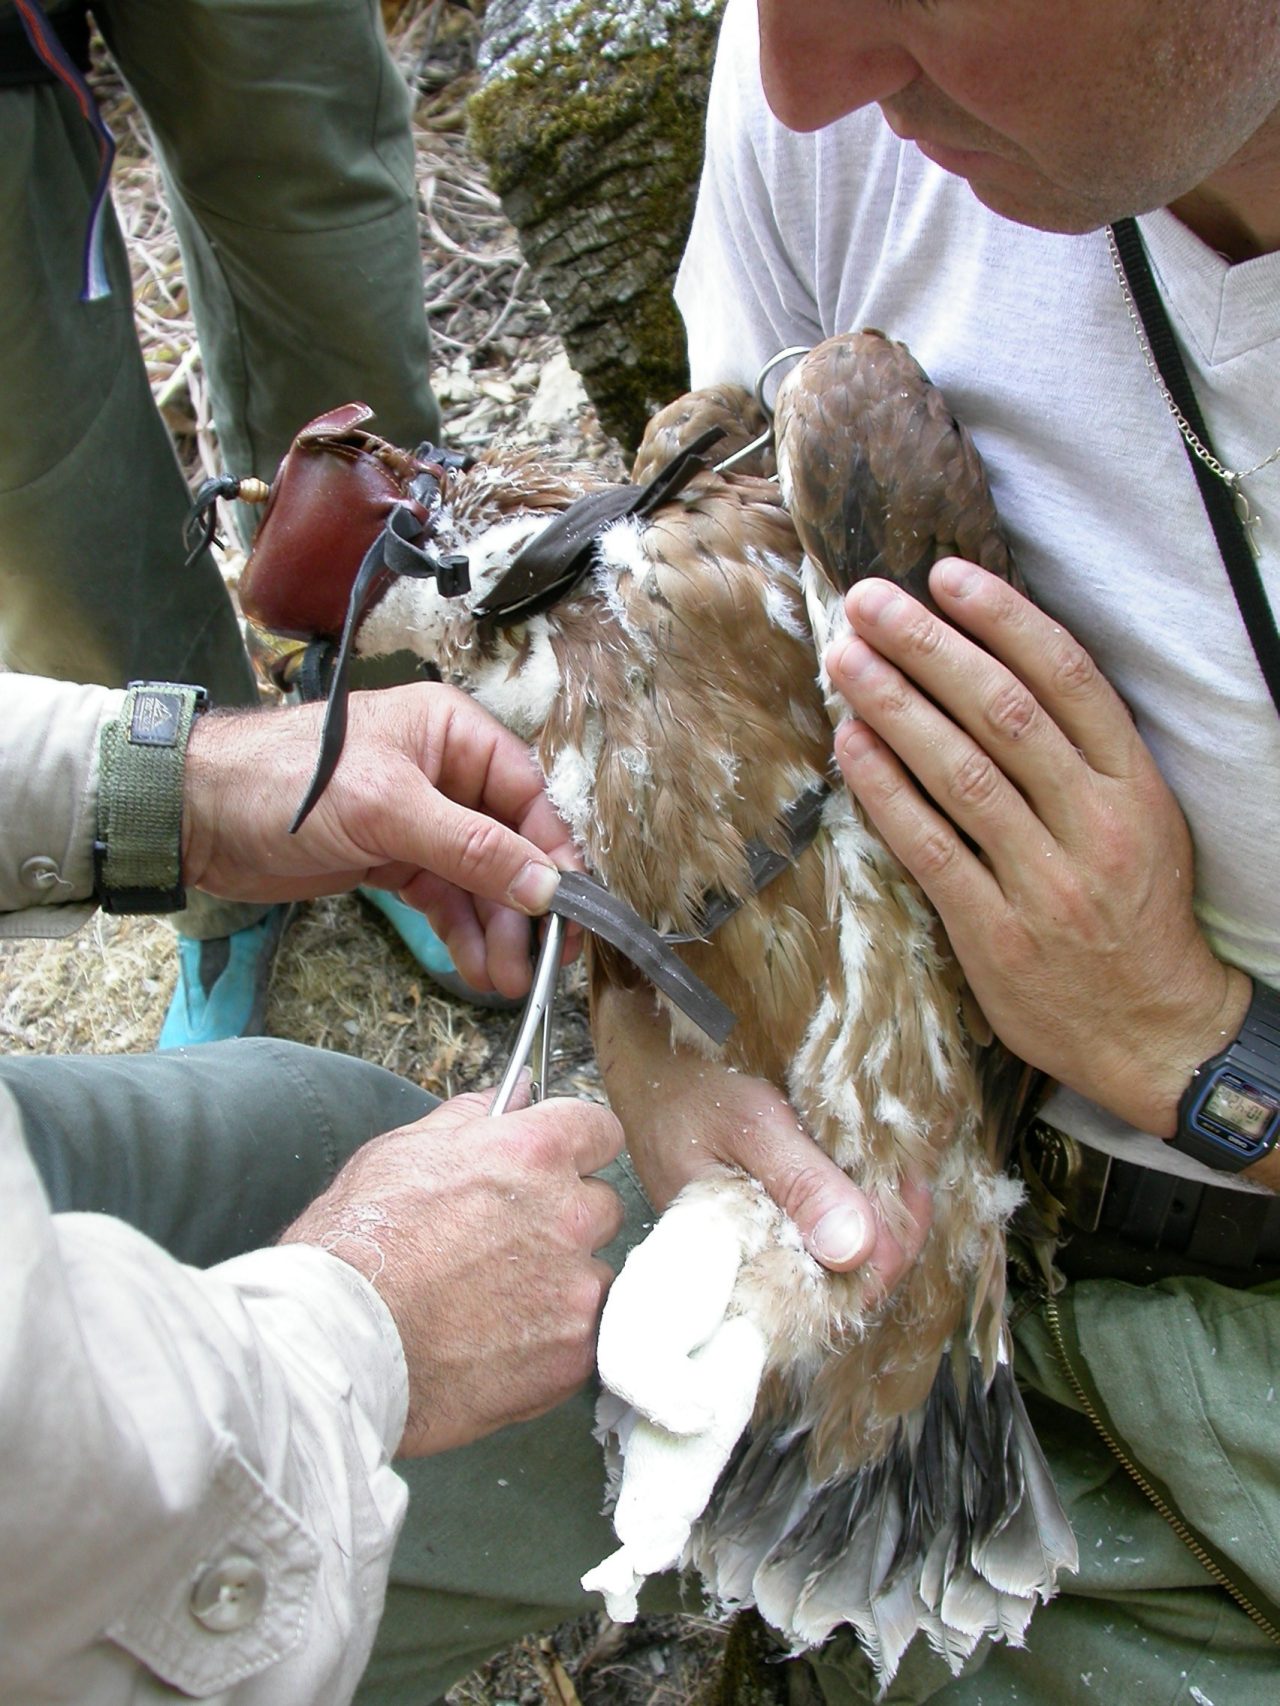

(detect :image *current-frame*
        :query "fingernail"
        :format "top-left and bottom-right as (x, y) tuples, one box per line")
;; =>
(828, 637), (876, 681)
(935, 559), (978, 596)
(809, 1204), (868, 1267)
(835, 717), (875, 763)
(509, 860), (559, 913)
(850, 582), (900, 623)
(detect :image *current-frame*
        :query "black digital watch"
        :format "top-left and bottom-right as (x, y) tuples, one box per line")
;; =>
(1172, 979), (1280, 1172)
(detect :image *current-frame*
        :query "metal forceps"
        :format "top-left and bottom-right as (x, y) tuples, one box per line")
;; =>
(488, 911), (567, 1115)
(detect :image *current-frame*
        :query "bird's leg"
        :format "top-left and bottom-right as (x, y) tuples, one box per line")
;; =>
(582, 1180), (772, 1619)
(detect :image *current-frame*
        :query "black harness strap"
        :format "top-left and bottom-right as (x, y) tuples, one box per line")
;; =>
(471, 424), (727, 623)
(1110, 217), (1280, 718)
(290, 503), (471, 832)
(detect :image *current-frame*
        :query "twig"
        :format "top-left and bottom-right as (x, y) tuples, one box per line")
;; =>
(474, 262), (531, 346)
(153, 344), (201, 410)
(535, 1639), (586, 1706)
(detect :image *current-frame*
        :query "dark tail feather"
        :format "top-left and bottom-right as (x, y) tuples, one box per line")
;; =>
(688, 1342), (1075, 1687)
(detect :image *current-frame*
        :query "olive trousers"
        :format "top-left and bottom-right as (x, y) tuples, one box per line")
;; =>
(0, 0), (439, 936)
(5, 1040), (1278, 1706)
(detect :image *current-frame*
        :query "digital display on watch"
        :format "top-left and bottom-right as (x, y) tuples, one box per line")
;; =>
(1174, 981), (1280, 1170)
(1194, 1069), (1280, 1154)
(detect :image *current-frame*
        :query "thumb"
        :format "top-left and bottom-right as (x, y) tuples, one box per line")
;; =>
(776, 1156), (878, 1273)
(701, 1077), (880, 1275)
(409, 795), (562, 917)
(749, 1133), (934, 1289)
(730, 1104), (878, 1271)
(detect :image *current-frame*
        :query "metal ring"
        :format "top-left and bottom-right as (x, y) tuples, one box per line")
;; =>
(712, 344), (812, 474)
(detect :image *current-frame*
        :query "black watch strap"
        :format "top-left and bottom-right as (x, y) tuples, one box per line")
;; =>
(1173, 980), (1280, 1171)
(1230, 980), (1280, 1080)
(93, 682), (209, 914)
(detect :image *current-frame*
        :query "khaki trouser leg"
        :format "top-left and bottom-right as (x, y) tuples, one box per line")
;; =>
(802, 1289), (1280, 1705)
(96, 0), (441, 538)
(2, 1037), (435, 1261)
(0, 82), (259, 705)
(0, 75), (265, 936)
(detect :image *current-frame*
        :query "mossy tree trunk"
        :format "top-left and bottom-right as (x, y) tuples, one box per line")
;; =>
(468, 0), (725, 452)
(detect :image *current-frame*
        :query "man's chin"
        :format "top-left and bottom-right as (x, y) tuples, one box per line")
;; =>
(960, 170), (1116, 237)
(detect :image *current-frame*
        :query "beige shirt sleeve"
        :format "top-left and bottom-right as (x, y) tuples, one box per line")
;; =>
(0, 674), (123, 939)
(0, 1085), (410, 1704)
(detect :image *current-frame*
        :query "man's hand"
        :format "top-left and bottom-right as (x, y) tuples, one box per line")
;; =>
(280, 1088), (624, 1457)
(827, 561), (1251, 1138)
(181, 684), (582, 998)
(595, 982), (933, 1295)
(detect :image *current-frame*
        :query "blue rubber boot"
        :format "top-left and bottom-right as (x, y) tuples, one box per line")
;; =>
(358, 887), (522, 1011)
(157, 904), (294, 1050)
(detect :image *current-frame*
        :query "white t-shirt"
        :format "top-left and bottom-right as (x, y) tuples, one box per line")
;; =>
(675, 0), (1280, 1180)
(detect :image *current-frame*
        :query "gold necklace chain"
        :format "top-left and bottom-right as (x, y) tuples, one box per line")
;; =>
(1106, 224), (1279, 557)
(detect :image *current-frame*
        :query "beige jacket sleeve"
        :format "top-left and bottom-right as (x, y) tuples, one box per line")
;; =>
(0, 673), (122, 939)
(0, 1083), (410, 1704)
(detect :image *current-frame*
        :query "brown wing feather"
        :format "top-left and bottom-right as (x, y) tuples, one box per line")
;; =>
(543, 473), (824, 939)
(775, 330), (1020, 608)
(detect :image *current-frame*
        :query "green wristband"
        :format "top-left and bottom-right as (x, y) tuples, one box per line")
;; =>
(93, 682), (209, 914)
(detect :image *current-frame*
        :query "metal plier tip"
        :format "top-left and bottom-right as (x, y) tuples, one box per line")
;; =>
(488, 911), (566, 1116)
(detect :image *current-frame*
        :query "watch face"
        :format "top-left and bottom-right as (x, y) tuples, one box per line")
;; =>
(1191, 1068), (1280, 1159)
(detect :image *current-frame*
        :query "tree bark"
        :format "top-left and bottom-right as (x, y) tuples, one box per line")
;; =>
(469, 0), (725, 452)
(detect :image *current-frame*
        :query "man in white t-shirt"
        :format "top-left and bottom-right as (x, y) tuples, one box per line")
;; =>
(598, 2), (1280, 1699)
(665, 0), (1280, 1196)
(350, 5), (1280, 1704)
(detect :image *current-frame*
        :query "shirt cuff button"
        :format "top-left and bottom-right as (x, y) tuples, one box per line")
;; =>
(20, 855), (66, 896)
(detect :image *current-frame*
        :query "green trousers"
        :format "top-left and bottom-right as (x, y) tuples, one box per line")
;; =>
(7, 1042), (1279, 1705)
(372, 1278), (1280, 1706)
(0, 0), (439, 936)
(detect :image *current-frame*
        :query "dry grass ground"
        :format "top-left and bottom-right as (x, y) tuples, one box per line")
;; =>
(0, 4), (738, 1701)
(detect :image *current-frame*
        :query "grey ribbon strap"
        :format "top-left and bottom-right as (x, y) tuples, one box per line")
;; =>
(548, 871), (737, 1046)
(471, 486), (641, 624)
(665, 782), (831, 943)
(290, 505), (471, 832)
